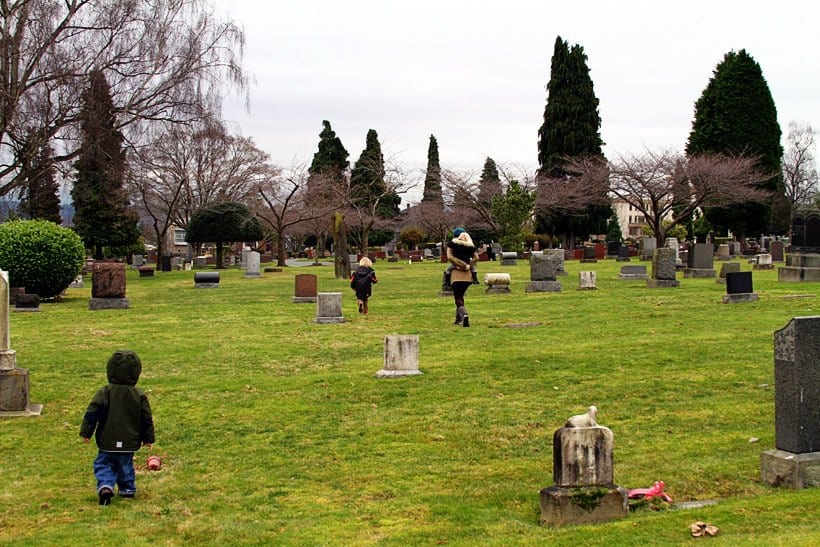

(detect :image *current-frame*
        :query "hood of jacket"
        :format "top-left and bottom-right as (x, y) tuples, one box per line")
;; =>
(354, 265), (373, 277)
(451, 233), (475, 248)
(107, 350), (142, 386)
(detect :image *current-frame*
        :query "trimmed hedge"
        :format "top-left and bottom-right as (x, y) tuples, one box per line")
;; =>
(0, 220), (85, 299)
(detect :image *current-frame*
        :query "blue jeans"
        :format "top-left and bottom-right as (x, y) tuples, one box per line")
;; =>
(93, 451), (136, 496)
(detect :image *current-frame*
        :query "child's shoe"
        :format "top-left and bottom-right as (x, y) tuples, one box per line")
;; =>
(358, 302), (363, 313)
(471, 272), (479, 284)
(98, 487), (114, 506)
(445, 271), (452, 285)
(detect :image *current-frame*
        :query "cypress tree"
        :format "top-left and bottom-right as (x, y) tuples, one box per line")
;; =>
(308, 120), (349, 187)
(20, 142), (62, 224)
(477, 157), (502, 208)
(686, 49), (783, 237)
(71, 69), (140, 259)
(350, 129), (395, 215)
(536, 37), (609, 243)
(421, 134), (443, 207)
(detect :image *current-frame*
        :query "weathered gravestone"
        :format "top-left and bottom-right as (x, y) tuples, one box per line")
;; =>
(244, 251), (261, 278)
(14, 293), (40, 312)
(684, 243), (716, 278)
(0, 271), (42, 417)
(500, 251), (517, 266)
(580, 246), (597, 263)
(193, 271), (220, 288)
(376, 334), (422, 378)
(292, 274), (318, 303)
(760, 316), (820, 488)
(723, 271), (759, 303)
(606, 241), (620, 258)
(526, 251), (562, 293)
(617, 245), (631, 262)
(769, 240), (785, 262)
(315, 292), (344, 324)
(160, 255), (172, 272)
(779, 204), (820, 282)
(138, 266), (155, 278)
(665, 237), (682, 267)
(647, 248), (679, 288)
(539, 406), (628, 527)
(578, 271), (597, 290)
(618, 265), (647, 280)
(69, 275), (84, 289)
(716, 243), (731, 261)
(484, 273), (511, 294)
(716, 262), (740, 284)
(639, 237), (656, 260)
(89, 263), (129, 310)
(754, 253), (773, 270)
(131, 254), (145, 268)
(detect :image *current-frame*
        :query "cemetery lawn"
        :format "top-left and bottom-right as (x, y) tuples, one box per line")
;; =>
(2, 258), (819, 546)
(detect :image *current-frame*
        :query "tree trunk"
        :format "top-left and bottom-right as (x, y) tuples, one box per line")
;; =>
(215, 241), (224, 268)
(276, 232), (288, 267)
(333, 212), (350, 279)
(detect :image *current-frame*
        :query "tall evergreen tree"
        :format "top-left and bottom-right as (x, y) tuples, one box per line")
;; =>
(71, 69), (139, 259)
(686, 49), (783, 237)
(535, 37), (609, 245)
(421, 134), (443, 207)
(19, 139), (61, 224)
(477, 157), (502, 208)
(349, 129), (396, 215)
(308, 120), (349, 188)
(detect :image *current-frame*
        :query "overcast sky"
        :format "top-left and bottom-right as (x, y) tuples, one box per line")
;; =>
(214, 0), (820, 199)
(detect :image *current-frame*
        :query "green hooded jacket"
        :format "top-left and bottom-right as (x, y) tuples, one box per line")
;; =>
(79, 350), (155, 452)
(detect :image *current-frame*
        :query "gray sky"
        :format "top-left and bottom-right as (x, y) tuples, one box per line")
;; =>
(215, 0), (819, 196)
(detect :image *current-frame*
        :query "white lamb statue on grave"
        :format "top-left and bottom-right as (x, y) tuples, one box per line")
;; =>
(565, 405), (598, 428)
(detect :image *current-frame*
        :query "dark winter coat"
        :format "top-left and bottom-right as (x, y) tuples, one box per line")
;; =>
(447, 236), (476, 264)
(80, 350), (155, 452)
(350, 265), (378, 300)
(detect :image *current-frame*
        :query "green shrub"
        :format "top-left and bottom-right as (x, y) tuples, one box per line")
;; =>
(0, 220), (85, 299)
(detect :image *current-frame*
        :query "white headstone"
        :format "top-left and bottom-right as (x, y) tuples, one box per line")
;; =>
(244, 251), (261, 277)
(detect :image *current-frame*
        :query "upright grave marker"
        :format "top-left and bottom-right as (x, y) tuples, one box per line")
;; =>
(760, 316), (820, 488)
(723, 271), (759, 303)
(683, 243), (716, 278)
(539, 406), (628, 527)
(779, 204), (820, 282)
(315, 292), (344, 324)
(89, 263), (129, 310)
(376, 335), (422, 378)
(647, 248), (679, 288)
(0, 271), (42, 416)
(292, 274), (318, 303)
(526, 251), (562, 293)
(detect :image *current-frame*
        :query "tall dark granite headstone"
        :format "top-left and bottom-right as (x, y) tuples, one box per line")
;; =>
(780, 204), (820, 282)
(760, 316), (820, 488)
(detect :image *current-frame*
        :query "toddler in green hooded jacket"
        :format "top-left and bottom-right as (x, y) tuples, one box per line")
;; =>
(80, 350), (155, 505)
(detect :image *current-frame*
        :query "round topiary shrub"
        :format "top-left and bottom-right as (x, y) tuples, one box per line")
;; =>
(0, 220), (85, 299)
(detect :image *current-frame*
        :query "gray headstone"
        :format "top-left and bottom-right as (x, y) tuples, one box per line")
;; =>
(315, 292), (344, 324)
(376, 335), (422, 378)
(688, 243), (714, 269)
(639, 237), (656, 259)
(578, 271), (597, 290)
(773, 316), (820, 453)
(651, 248), (677, 280)
(618, 265), (647, 280)
(531, 250), (564, 281)
(553, 426), (614, 487)
(244, 251), (261, 277)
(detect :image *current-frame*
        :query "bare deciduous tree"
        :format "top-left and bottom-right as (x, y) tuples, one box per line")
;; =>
(567, 149), (772, 246)
(782, 121), (819, 223)
(1, 0), (247, 194)
(255, 163), (338, 267)
(130, 120), (272, 258)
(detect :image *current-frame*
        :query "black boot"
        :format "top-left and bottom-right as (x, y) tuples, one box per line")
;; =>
(445, 271), (452, 286)
(471, 271), (479, 284)
(454, 307), (463, 325)
(457, 306), (468, 327)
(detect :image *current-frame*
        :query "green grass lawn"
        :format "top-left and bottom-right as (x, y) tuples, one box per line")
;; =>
(1, 257), (818, 545)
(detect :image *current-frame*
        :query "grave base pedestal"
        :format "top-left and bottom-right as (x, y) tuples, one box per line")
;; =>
(485, 286), (511, 294)
(291, 296), (317, 303)
(683, 268), (716, 278)
(315, 317), (344, 324)
(722, 293), (759, 304)
(646, 279), (680, 288)
(539, 486), (628, 527)
(525, 281), (561, 293)
(618, 274), (648, 280)
(88, 298), (130, 310)
(0, 367), (42, 416)
(760, 449), (820, 489)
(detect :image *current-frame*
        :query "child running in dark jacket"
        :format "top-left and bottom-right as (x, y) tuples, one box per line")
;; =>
(350, 257), (378, 314)
(80, 350), (155, 505)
